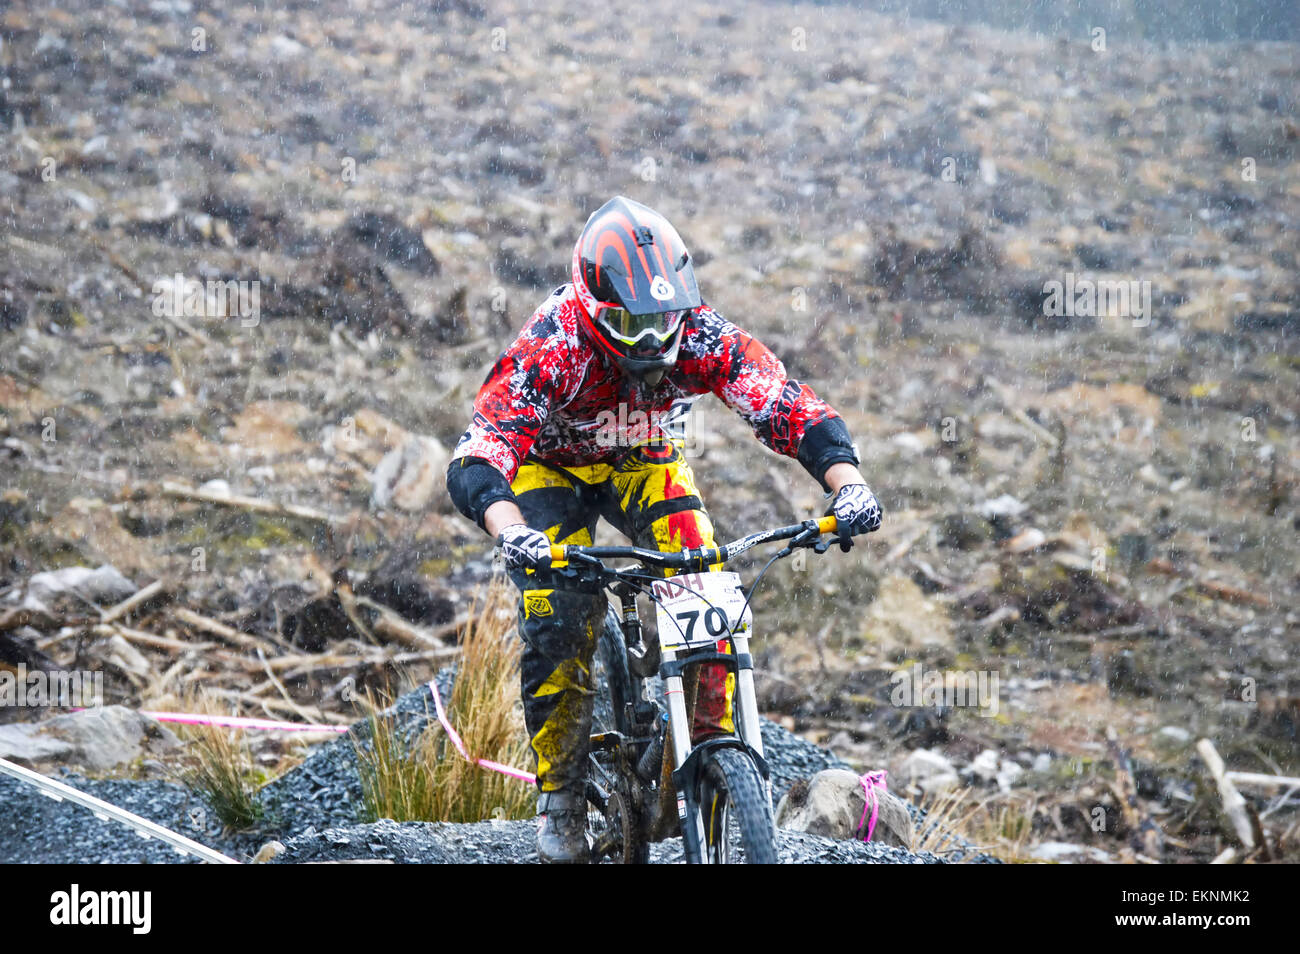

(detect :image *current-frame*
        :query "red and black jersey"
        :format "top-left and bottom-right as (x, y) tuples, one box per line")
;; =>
(451, 284), (849, 482)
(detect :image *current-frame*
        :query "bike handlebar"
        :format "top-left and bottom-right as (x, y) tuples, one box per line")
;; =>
(549, 514), (838, 571)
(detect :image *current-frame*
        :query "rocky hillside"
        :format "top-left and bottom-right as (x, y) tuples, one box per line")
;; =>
(1, 0), (1296, 863)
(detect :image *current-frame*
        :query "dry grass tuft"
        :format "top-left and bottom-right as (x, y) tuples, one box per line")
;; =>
(914, 786), (1042, 863)
(356, 581), (535, 824)
(175, 690), (267, 830)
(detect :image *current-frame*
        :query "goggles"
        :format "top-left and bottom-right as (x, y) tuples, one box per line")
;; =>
(592, 302), (688, 348)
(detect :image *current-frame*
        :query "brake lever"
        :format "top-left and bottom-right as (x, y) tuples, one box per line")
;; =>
(792, 524), (823, 548)
(774, 523), (822, 560)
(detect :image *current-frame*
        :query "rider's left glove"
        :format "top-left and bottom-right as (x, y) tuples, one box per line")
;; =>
(829, 484), (883, 552)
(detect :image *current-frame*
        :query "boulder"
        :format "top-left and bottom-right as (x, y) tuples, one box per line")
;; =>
(775, 769), (914, 848)
(20, 565), (136, 613)
(895, 747), (961, 794)
(370, 435), (450, 512)
(0, 725), (72, 764)
(1026, 841), (1113, 864)
(0, 706), (179, 772)
(252, 840), (287, 863)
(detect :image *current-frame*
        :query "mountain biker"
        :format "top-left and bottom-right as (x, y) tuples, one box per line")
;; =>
(445, 196), (882, 863)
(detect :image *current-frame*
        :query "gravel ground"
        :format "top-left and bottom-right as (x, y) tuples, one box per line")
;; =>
(268, 818), (954, 864)
(0, 773), (260, 864)
(256, 670), (458, 838)
(2, 673), (994, 863)
(256, 668), (852, 837)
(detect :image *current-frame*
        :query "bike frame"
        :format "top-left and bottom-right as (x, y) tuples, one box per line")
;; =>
(550, 514), (839, 863)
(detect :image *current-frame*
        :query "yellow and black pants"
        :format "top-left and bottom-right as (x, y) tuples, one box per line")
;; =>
(509, 443), (735, 793)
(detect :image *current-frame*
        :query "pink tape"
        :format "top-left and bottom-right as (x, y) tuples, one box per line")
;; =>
(857, 770), (888, 842)
(428, 679), (536, 785)
(80, 687), (538, 792)
(141, 711), (348, 733)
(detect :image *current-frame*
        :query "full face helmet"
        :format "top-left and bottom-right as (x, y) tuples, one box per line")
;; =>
(571, 196), (702, 378)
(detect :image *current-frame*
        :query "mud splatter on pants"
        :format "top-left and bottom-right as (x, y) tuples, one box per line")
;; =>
(509, 443), (735, 793)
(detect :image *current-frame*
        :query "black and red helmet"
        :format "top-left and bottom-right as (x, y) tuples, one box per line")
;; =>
(571, 196), (702, 377)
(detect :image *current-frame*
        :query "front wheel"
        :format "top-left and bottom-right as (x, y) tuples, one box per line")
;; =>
(699, 747), (778, 864)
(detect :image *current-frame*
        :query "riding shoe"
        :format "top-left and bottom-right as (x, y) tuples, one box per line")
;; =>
(537, 789), (589, 864)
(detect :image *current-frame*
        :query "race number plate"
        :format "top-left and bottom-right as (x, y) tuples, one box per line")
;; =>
(651, 571), (752, 651)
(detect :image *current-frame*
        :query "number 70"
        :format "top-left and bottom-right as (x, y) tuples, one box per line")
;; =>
(673, 606), (730, 641)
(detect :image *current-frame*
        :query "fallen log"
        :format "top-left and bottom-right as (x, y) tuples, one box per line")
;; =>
(201, 686), (346, 725)
(160, 480), (345, 526)
(0, 606), (62, 633)
(256, 648), (319, 724)
(1145, 560), (1273, 608)
(976, 605), (1020, 632)
(909, 556), (956, 590)
(348, 592), (468, 649)
(386, 646), (463, 666)
(1225, 771), (1300, 790)
(100, 578), (171, 624)
(93, 622), (215, 654)
(334, 584), (378, 646)
(172, 607), (267, 652)
(1196, 738), (1255, 850)
(215, 649), (373, 674)
(1193, 579), (1273, 609)
(883, 523), (929, 564)
(986, 380), (1060, 448)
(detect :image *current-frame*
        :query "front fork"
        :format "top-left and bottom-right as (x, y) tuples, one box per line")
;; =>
(617, 586), (768, 863)
(661, 646), (703, 856)
(663, 631), (768, 864)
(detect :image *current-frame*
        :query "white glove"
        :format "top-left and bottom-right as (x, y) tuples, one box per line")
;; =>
(830, 484), (883, 551)
(497, 523), (553, 570)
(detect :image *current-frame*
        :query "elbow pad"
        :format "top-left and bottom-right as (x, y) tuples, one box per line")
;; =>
(797, 417), (861, 493)
(446, 457), (516, 532)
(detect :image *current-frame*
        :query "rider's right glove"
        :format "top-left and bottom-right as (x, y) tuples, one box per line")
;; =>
(497, 523), (553, 570)
(829, 483), (883, 552)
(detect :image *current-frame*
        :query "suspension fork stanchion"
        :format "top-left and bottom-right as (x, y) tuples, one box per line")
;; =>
(729, 630), (774, 814)
(731, 632), (763, 760)
(662, 647), (707, 862)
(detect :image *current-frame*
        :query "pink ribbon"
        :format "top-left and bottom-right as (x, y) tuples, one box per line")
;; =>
(77, 687), (538, 788)
(857, 770), (888, 842)
(427, 679), (536, 785)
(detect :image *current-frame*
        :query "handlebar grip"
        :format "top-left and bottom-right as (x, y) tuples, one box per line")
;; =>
(817, 514), (838, 535)
(549, 545), (567, 564)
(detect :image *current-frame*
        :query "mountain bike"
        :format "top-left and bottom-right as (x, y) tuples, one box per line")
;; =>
(547, 513), (842, 864)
